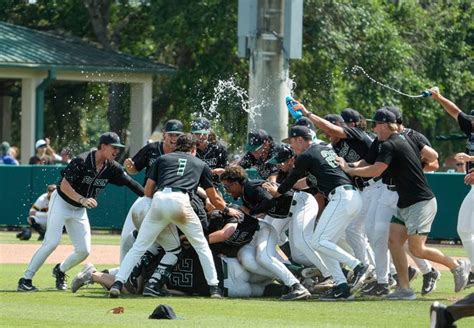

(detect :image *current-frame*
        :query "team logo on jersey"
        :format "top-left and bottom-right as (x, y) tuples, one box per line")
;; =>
(170, 258), (193, 287)
(321, 149), (338, 168)
(204, 158), (218, 167)
(177, 159), (187, 176)
(337, 142), (361, 162)
(81, 176), (108, 187)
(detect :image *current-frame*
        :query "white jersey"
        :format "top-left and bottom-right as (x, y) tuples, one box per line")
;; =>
(32, 193), (50, 213)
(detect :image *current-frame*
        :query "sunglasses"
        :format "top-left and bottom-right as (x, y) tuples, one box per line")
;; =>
(456, 163), (464, 167)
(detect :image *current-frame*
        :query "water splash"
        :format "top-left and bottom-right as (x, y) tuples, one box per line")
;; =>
(350, 65), (424, 98)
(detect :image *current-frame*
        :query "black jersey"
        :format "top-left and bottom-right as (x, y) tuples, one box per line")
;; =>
(131, 141), (165, 185)
(196, 141), (228, 184)
(209, 211), (259, 257)
(239, 144), (279, 180)
(148, 151), (214, 192)
(57, 151), (144, 207)
(333, 127), (373, 163)
(376, 133), (434, 208)
(458, 112), (474, 173)
(167, 247), (225, 296)
(278, 143), (353, 197)
(241, 179), (294, 218)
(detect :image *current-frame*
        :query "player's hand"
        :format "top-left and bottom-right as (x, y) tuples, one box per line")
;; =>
(262, 181), (280, 197)
(225, 207), (242, 218)
(124, 158), (135, 170)
(80, 197), (97, 209)
(429, 86), (440, 100)
(335, 156), (349, 172)
(292, 101), (310, 117)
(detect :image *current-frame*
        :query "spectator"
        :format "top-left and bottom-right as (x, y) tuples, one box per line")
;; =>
(29, 139), (54, 165)
(0, 141), (19, 165)
(10, 146), (20, 163)
(443, 154), (466, 173)
(58, 147), (73, 165)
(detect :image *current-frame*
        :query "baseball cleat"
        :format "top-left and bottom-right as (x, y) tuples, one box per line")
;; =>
(429, 301), (456, 328)
(143, 278), (171, 297)
(17, 278), (38, 292)
(280, 283), (311, 301)
(408, 266), (419, 283)
(361, 283), (389, 297)
(109, 281), (123, 298)
(52, 263), (67, 290)
(421, 268), (440, 296)
(465, 271), (474, 289)
(319, 283), (354, 301)
(71, 263), (96, 293)
(309, 277), (335, 294)
(209, 286), (223, 299)
(451, 260), (469, 292)
(349, 264), (373, 293)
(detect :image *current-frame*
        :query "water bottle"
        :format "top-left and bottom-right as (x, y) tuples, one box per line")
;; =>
(420, 90), (432, 97)
(285, 96), (302, 120)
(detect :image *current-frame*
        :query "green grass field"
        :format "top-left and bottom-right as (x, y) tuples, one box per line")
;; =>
(1, 233), (473, 327)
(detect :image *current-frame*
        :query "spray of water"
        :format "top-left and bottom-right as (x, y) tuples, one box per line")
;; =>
(350, 65), (425, 98)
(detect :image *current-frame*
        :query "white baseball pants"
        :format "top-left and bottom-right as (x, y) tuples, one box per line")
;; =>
(23, 191), (91, 279)
(312, 186), (362, 285)
(115, 189), (219, 286)
(458, 185), (474, 272)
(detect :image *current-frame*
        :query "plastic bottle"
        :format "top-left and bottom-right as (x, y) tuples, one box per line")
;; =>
(420, 90), (432, 97)
(285, 96), (302, 120)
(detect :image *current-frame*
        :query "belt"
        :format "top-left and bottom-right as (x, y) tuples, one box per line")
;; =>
(329, 184), (356, 196)
(158, 187), (187, 193)
(386, 185), (396, 191)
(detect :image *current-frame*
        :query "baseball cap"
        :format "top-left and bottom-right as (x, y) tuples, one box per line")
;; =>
(282, 126), (312, 143)
(35, 139), (47, 149)
(340, 108), (361, 123)
(294, 117), (316, 131)
(191, 117), (211, 134)
(149, 304), (177, 320)
(246, 129), (269, 152)
(163, 119), (184, 134)
(370, 108), (397, 123)
(385, 106), (403, 124)
(0, 141), (10, 155)
(324, 114), (345, 125)
(267, 144), (295, 165)
(98, 132), (125, 148)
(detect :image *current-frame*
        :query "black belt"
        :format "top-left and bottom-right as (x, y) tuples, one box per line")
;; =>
(386, 185), (396, 191)
(158, 187), (187, 193)
(329, 184), (356, 196)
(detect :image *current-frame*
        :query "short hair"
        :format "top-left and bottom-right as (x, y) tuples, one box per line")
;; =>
(175, 133), (197, 152)
(388, 123), (399, 131)
(220, 166), (247, 184)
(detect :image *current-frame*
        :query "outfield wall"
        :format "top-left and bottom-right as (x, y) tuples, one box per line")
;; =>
(0, 166), (469, 239)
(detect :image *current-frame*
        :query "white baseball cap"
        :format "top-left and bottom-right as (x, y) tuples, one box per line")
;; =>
(35, 139), (47, 149)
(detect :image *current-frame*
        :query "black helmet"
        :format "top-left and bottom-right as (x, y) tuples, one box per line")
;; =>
(16, 228), (32, 241)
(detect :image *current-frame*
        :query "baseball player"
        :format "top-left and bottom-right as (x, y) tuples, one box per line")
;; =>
(430, 87), (474, 287)
(120, 119), (184, 260)
(299, 103), (375, 271)
(239, 129), (279, 181)
(17, 132), (144, 292)
(191, 117), (228, 186)
(27, 184), (57, 241)
(264, 125), (371, 301)
(338, 108), (469, 300)
(108, 134), (240, 299)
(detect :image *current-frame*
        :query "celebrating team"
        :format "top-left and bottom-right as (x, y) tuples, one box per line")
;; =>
(17, 87), (474, 302)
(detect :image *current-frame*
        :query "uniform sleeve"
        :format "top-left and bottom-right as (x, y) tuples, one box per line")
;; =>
(375, 141), (395, 165)
(238, 152), (254, 169)
(131, 144), (151, 172)
(61, 157), (84, 185)
(249, 186), (277, 216)
(199, 164), (215, 190)
(343, 127), (365, 141)
(216, 144), (228, 168)
(277, 153), (311, 194)
(108, 163), (145, 196)
(458, 112), (473, 136)
(364, 140), (379, 164)
(147, 158), (161, 182)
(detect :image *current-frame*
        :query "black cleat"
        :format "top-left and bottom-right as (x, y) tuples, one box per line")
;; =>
(349, 264), (372, 292)
(361, 283), (389, 297)
(421, 268), (440, 296)
(465, 271), (474, 289)
(143, 278), (170, 297)
(109, 281), (123, 298)
(209, 285), (223, 299)
(430, 301), (456, 328)
(17, 278), (38, 292)
(52, 263), (67, 290)
(320, 283), (354, 301)
(280, 283), (311, 301)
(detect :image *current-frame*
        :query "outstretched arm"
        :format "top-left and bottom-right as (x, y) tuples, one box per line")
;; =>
(429, 87), (462, 120)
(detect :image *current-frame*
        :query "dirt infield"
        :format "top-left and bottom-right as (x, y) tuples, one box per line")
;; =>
(0, 243), (119, 264)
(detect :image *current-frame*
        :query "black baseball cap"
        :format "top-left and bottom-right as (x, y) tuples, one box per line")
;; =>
(99, 132), (125, 148)
(267, 144), (295, 165)
(370, 108), (397, 123)
(324, 114), (345, 125)
(246, 129), (269, 152)
(341, 108), (361, 123)
(191, 117), (211, 134)
(294, 117), (316, 131)
(149, 304), (177, 320)
(282, 126), (312, 143)
(385, 106), (403, 124)
(163, 119), (184, 134)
